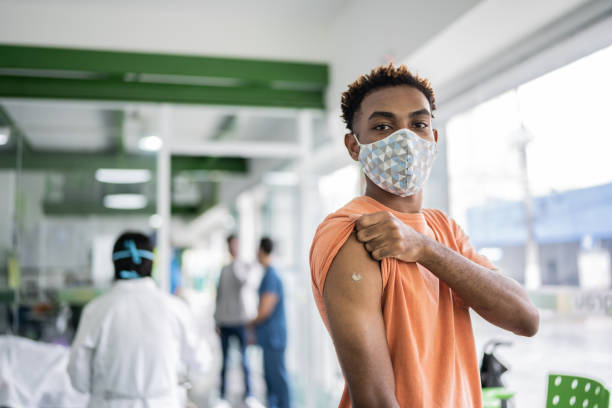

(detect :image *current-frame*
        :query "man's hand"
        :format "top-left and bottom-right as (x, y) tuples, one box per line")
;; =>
(351, 211), (425, 263)
(246, 327), (256, 345)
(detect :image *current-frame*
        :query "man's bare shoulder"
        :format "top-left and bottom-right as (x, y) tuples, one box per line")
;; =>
(321, 233), (397, 408)
(323, 232), (383, 305)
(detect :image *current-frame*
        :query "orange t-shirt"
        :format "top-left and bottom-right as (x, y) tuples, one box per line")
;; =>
(310, 196), (496, 408)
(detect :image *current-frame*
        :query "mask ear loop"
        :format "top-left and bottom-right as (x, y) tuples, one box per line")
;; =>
(352, 132), (363, 147)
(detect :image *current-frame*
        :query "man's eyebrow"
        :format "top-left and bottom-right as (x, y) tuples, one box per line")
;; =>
(367, 109), (432, 121)
(367, 111), (395, 120)
(409, 108), (432, 117)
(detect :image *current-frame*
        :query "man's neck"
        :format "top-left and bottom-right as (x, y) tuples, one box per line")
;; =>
(364, 181), (423, 213)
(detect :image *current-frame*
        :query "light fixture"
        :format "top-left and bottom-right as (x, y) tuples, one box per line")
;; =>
(149, 214), (163, 229)
(138, 135), (162, 152)
(0, 127), (11, 145)
(103, 194), (148, 210)
(95, 168), (151, 184)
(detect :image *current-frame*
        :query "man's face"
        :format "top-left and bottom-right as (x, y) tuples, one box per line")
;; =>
(346, 85), (437, 155)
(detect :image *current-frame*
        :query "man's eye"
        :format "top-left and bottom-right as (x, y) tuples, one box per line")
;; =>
(413, 122), (429, 129)
(373, 124), (392, 131)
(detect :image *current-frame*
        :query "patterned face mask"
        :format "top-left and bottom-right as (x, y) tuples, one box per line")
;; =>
(353, 128), (437, 197)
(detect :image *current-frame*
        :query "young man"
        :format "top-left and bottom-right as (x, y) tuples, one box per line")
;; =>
(309, 65), (539, 407)
(68, 232), (208, 408)
(250, 237), (290, 408)
(214, 234), (254, 406)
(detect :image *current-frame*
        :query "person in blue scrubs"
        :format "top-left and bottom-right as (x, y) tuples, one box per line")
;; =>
(250, 237), (290, 408)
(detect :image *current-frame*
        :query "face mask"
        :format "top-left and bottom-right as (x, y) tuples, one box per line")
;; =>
(353, 128), (437, 197)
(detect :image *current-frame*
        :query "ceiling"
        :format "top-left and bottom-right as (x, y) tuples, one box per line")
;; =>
(0, 98), (319, 151)
(61, 0), (352, 26)
(18, 0), (350, 25)
(404, 0), (594, 97)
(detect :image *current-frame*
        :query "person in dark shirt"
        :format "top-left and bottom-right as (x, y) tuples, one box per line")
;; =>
(250, 237), (290, 408)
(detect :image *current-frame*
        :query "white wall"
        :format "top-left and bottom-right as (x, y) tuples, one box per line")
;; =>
(404, 0), (592, 98)
(324, 0), (480, 112)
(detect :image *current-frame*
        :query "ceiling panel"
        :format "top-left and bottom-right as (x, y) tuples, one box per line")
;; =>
(2, 100), (119, 151)
(22, 0), (351, 26)
(0, 98), (315, 153)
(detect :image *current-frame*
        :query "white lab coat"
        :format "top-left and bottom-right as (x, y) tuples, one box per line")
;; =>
(0, 335), (88, 408)
(67, 277), (209, 408)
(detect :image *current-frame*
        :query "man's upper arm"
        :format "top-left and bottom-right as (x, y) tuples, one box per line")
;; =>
(260, 272), (280, 296)
(323, 232), (399, 408)
(258, 273), (280, 318)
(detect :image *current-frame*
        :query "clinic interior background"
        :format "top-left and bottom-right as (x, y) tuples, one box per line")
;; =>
(1, 0), (612, 406)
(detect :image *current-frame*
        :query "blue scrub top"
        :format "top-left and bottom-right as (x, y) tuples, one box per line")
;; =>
(256, 266), (287, 349)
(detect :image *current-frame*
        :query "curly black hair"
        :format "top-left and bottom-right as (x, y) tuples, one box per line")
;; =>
(340, 63), (436, 132)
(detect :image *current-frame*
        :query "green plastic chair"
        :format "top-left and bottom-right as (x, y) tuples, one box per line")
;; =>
(546, 374), (610, 408)
(483, 387), (515, 408)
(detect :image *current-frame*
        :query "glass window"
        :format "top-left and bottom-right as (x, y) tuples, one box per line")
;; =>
(447, 44), (612, 288)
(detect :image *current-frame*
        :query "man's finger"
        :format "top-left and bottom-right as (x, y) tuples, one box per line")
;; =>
(353, 211), (391, 230)
(364, 236), (387, 253)
(356, 225), (386, 243)
(371, 245), (391, 261)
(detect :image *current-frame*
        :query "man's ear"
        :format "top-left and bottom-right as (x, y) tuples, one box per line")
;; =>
(344, 133), (360, 161)
(433, 128), (439, 143)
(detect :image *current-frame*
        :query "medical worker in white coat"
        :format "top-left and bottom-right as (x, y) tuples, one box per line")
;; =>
(68, 232), (209, 408)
